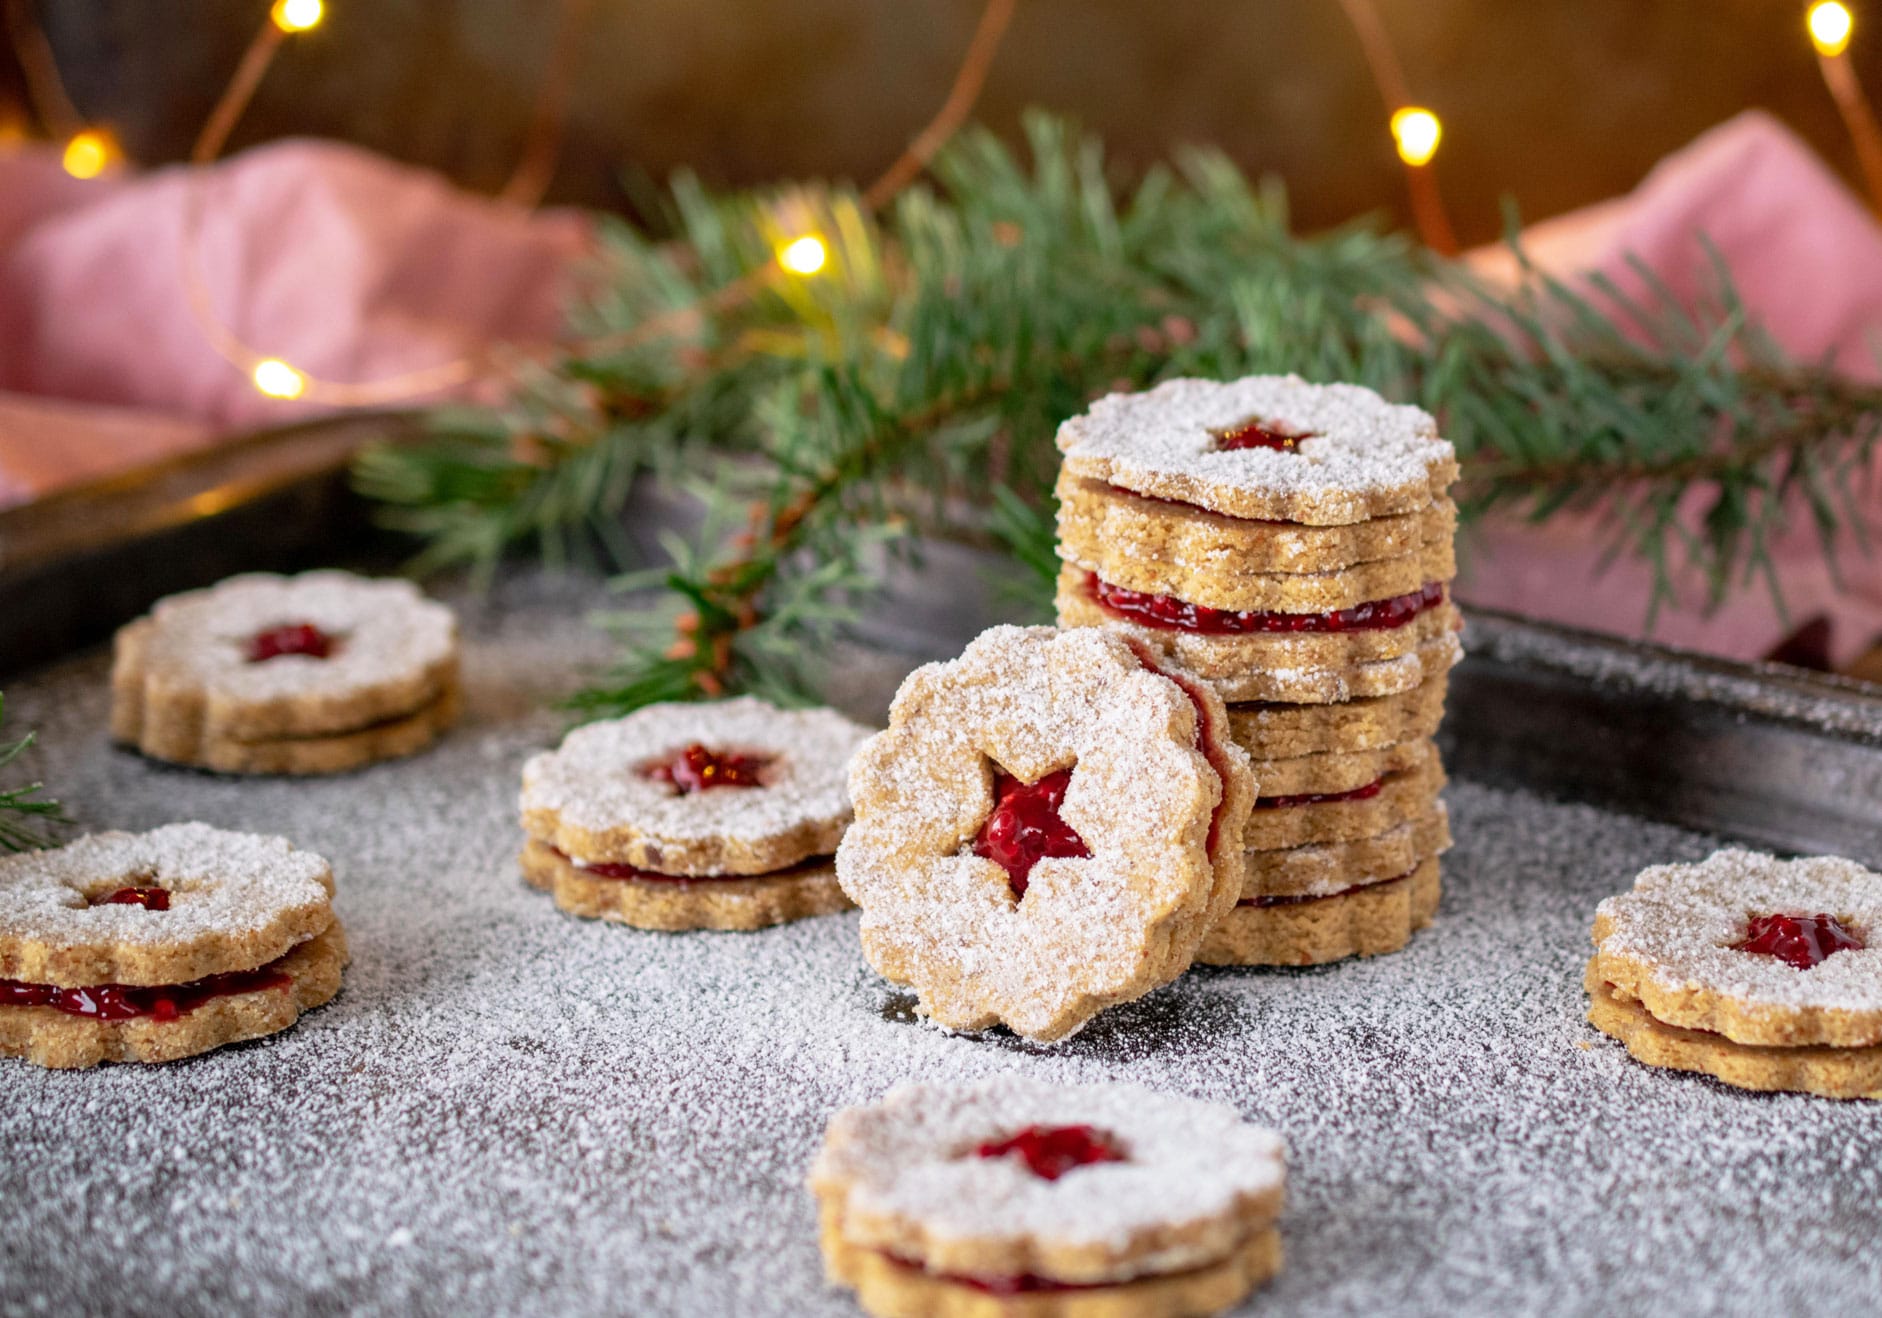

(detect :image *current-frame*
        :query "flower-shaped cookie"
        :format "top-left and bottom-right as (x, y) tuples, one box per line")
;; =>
(111, 571), (460, 774)
(0, 823), (346, 1068)
(519, 697), (874, 931)
(1587, 848), (1882, 1099)
(809, 1075), (1287, 1317)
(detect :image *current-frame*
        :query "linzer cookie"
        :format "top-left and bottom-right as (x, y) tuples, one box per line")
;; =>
(837, 625), (1253, 1042)
(112, 571), (460, 775)
(519, 697), (873, 932)
(809, 1075), (1286, 1317)
(0, 823), (346, 1069)
(1586, 849), (1882, 1099)
(1053, 374), (1455, 961)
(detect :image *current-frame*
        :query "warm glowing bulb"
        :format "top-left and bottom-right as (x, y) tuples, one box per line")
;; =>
(271, 0), (324, 33)
(777, 235), (828, 275)
(1809, 2), (1853, 56)
(253, 358), (308, 399)
(1391, 107), (1443, 167)
(61, 130), (114, 179)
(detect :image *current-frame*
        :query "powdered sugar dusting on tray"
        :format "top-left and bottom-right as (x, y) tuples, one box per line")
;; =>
(815, 1075), (1283, 1248)
(1, 568), (1878, 1317)
(1057, 376), (1453, 522)
(138, 571), (456, 699)
(520, 697), (872, 846)
(0, 822), (331, 953)
(1596, 849), (1882, 1012)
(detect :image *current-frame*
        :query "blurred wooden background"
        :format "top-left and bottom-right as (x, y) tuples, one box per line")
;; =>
(6, 0), (1878, 243)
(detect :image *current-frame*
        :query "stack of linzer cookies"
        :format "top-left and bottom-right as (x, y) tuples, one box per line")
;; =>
(1052, 375), (1460, 967)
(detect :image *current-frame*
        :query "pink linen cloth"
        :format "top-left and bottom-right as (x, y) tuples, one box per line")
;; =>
(0, 136), (591, 494)
(1458, 111), (1882, 664)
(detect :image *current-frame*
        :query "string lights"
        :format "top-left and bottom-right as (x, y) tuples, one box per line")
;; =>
(269, 0), (322, 34)
(59, 126), (116, 179)
(6, 0), (1878, 403)
(1808, 1), (1882, 214)
(251, 358), (309, 400)
(1334, 0), (1456, 254)
(776, 235), (830, 276)
(1389, 107), (1441, 168)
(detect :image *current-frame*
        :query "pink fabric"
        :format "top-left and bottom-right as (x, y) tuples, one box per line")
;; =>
(0, 137), (591, 436)
(1458, 111), (1882, 663)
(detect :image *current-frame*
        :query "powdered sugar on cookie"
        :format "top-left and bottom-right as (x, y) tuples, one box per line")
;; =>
(1594, 848), (1882, 1018)
(1057, 376), (1456, 524)
(520, 697), (873, 875)
(132, 572), (456, 703)
(0, 823), (335, 986)
(812, 1073), (1285, 1292)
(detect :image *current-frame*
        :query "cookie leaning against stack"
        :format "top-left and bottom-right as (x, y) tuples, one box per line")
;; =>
(1055, 375), (1457, 966)
(838, 624), (1253, 1042)
(519, 697), (873, 931)
(0, 823), (347, 1069)
(112, 571), (460, 775)
(810, 1075), (1288, 1318)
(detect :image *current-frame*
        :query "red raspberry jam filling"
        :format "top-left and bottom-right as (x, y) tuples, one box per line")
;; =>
(1241, 864), (1416, 907)
(0, 962), (292, 1022)
(246, 622), (336, 662)
(89, 886), (171, 910)
(1212, 417), (1315, 452)
(645, 743), (770, 793)
(975, 1124), (1127, 1181)
(883, 1252), (1107, 1297)
(1733, 913), (1864, 969)
(973, 769), (1093, 898)
(1088, 572), (1444, 635)
(553, 846), (830, 883)
(1254, 777), (1386, 810)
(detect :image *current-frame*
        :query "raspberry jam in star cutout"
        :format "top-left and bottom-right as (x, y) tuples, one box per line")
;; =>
(973, 768), (1093, 897)
(1211, 417), (1315, 452)
(246, 622), (336, 663)
(89, 886), (171, 910)
(0, 964), (291, 1022)
(1733, 913), (1863, 970)
(645, 743), (771, 793)
(974, 1124), (1126, 1181)
(1089, 574), (1443, 635)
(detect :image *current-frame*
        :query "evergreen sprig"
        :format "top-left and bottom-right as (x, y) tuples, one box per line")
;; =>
(0, 695), (68, 852)
(356, 112), (1882, 716)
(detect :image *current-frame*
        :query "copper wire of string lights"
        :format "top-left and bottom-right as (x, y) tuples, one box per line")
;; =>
(1808, 2), (1882, 215)
(1333, 0), (1457, 255)
(178, 0), (1019, 407)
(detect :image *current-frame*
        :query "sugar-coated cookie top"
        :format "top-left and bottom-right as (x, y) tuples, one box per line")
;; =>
(0, 823), (335, 985)
(1057, 375), (1454, 524)
(135, 571), (457, 699)
(1596, 848), (1882, 1012)
(813, 1075), (1284, 1252)
(520, 697), (873, 849)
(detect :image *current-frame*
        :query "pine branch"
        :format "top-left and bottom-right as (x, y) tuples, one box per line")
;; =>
(356, 111), (1882, 715)
(0, 695), (69, 852)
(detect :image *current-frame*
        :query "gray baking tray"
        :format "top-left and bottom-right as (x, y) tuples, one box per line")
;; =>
(1, 562), (1878, 1316)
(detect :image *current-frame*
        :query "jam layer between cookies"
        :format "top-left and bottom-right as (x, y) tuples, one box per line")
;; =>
(550, 846), (834, 884)
(0, 955), (296, 1022)
(1089, 572), (1445, 635)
